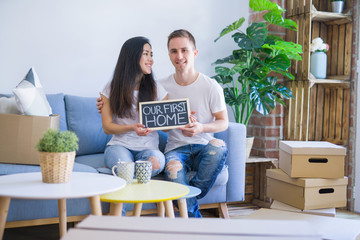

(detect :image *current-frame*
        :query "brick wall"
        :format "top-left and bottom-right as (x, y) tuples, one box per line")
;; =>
(247, 0), (286, 159)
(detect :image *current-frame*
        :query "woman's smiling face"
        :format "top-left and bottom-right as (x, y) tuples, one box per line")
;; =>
(139, 43), (153, 74)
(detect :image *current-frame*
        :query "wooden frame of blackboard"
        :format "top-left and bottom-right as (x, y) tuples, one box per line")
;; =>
(139, 98), (190, 131)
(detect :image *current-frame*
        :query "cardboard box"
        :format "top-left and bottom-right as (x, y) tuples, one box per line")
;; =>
(266, 169), (347, 210)
(245, 208), (360, 240)
(0, 113), (59, 165)
(270, 200), (336, 217)
(279, 141), (346, 178)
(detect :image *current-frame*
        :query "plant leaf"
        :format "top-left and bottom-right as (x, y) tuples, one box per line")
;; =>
(265, 54), (291, 71)
(265, 35), (283, 45)
(233, 22), (267, 50)
(263, 11), (297, 31)
(223, 87), (240, 106)
(215, 17), (245, 42)
(262, 41), (303, 61)
(215, 66), (232, 76)
(249, 0), (285, 13)
(213, 74), (233, 84)
(213, 55), (235, 65)
(275, 82), (294, 99)
(233, 49), (248, 61)
(273, 69), (295, 80)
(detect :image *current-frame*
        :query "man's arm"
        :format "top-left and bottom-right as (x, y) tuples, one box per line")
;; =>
(178, 109), (228, 137)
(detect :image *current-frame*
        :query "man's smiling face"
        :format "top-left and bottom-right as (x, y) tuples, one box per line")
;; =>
(168, 37), (198, 72)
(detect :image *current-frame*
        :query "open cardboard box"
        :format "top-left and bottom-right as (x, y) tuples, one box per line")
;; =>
(0, 113), (59, 165)
(279, 141), (346, 178)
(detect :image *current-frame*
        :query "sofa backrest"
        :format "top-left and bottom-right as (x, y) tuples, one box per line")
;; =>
(64, 95), (111, 156)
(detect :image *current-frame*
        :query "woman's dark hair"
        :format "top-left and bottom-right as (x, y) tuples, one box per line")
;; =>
(110, 36), (157, 119)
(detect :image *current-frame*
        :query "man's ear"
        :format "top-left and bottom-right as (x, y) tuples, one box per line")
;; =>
(194, 49), (198, 58)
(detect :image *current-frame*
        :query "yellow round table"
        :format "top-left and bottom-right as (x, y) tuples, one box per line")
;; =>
(100, 180), (189, 218)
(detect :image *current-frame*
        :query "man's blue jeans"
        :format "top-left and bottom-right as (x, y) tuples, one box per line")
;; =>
(164, 139), (228, 218)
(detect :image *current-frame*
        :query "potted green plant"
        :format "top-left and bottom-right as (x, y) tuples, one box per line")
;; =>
(36, 129), (79, 183)
(213, 0), (302, 157)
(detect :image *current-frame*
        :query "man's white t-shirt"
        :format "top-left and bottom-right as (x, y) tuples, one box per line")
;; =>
(159, 73), (226, 153)
(102, 81), (167, 151)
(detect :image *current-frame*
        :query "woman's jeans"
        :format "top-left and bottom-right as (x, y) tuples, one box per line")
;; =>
(164, 140), (228, 218)
(104, 145), (165, 177)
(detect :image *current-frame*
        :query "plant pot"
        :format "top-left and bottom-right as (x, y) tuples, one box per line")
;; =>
(39, 151), (75, 183)
(331, 1), (344, 13)
(246, 136), (255, 160)
(310, 51), (327, 79)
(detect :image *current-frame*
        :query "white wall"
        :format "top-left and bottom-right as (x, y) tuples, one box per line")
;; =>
(0, 0), (249, 97)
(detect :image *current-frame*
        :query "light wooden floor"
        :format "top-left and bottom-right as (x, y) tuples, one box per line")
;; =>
(3, 204), (360, 240)
(226, 203), (360, 220)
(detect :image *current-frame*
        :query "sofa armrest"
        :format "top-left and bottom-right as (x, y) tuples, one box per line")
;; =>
(215, 122), (246, 202)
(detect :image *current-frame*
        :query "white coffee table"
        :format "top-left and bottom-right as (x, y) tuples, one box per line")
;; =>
(0, 172), (126, 239)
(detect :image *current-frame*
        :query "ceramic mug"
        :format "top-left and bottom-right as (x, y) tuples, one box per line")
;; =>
(135, 161), (152, 184)
(112, 161), (134, 184)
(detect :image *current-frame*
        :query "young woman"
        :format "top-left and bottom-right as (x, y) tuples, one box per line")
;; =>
(101, 36), (167, 177)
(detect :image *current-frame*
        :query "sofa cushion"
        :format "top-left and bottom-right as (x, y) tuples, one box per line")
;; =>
(186, 164), (228, 186)
(75, 154), (120, 175)
(76, 153), (106, 169)
(0, 96), (20, 114)
(46, 93), (68, 131)
(0, 162), (98, 176)
(65, 95), (111, 156)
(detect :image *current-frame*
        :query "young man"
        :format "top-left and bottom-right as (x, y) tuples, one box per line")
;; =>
(97, 30), (228, 218)
(160, 29), (228, 218)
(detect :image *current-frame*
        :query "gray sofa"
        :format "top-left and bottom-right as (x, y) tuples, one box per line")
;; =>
(0, 93), (246, 227)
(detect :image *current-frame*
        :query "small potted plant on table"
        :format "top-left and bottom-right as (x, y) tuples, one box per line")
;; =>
(36, 129), (79, 183)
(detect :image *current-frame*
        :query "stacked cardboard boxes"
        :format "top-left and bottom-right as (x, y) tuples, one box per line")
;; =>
(266, 141), (347, 211)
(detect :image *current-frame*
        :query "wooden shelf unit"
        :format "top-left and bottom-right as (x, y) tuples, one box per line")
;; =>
(311, 10), (352, 24)
(284, 0), (353, 145)
(244, 157), (278, 208)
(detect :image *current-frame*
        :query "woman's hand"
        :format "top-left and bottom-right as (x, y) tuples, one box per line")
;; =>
(96, 93), (104, 113)
(134, 123), (152, 136)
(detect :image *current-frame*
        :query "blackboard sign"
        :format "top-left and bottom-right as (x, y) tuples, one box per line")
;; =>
(139, 98), (190, 130)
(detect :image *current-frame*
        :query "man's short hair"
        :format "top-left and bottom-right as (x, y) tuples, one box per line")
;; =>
(167, 29), (196, 50)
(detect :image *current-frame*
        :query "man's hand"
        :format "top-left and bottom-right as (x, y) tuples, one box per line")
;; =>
(178, 122), (203, 137)
(134, 123), (152, 136)
(189, 111), (197, 123)
(96, 93), (104, 113)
